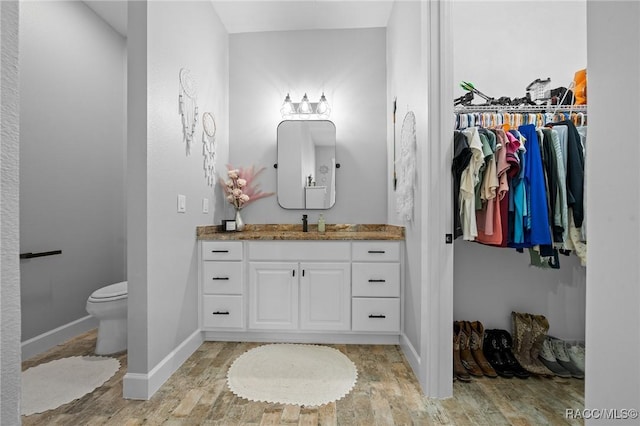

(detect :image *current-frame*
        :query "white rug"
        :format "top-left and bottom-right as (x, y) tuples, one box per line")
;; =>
(227, 344), (358, 407)
(22, 355), (120, 416)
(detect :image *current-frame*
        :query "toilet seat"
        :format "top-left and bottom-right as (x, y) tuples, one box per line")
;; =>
(88, 281), (127, 303)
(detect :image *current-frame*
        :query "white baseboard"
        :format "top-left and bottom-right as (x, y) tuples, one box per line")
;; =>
(21, 315), (99, 361)
(123, 329), (203, 400)
(202, 330), (400, 345)
(400, 333), (421, 385)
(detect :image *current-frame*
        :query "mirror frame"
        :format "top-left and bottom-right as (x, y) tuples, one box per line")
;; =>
(276, 120), (337, 210)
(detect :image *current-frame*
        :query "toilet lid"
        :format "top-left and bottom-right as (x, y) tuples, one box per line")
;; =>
(89, 281), (128, 301)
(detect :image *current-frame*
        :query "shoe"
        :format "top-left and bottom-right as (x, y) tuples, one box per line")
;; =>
(511, 312), (536, 374)
(458, 322), (484, 377)
(469, 321), (498, 378)
(548, 336), (584, 379)
(495, 329), (530, 379)
(453, 322), (472, 382)
(538, 337), (571, 378)
(483, 329), (514, 378)
(528, 314), (555, 377)
(568, 342), (585, 373)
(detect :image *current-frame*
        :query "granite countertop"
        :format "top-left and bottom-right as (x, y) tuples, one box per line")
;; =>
(196, 224), (405, 241)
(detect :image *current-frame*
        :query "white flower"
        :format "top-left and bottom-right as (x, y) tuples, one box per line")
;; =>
(240, 194), (250, 202)
(237, 178), (247, 188)
(226, 179), (234, 188)
(228, 169), (239, 179)
(232, 188), (243, 197)
(226, 194), (234, 203)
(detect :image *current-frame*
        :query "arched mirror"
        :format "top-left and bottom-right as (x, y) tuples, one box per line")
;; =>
(277, 120), (336, 209)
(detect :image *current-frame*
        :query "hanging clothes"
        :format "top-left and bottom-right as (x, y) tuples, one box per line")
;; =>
(451, 107), (587, 268)
(452, 131), (472, 239)
(546, 120), (585, 228)
(510, 124), (552, 248)
(459, 127), (484, 241)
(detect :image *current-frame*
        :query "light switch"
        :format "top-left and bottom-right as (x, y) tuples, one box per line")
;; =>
(177, 194), (186, 213)
(202, 198), (209, 213)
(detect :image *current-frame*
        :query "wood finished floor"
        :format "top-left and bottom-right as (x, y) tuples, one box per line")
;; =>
(22, 330), (584, 425)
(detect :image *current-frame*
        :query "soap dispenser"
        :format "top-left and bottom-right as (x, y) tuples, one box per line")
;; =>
(318, 214), (326, 233)
(302, 214), (308, 232)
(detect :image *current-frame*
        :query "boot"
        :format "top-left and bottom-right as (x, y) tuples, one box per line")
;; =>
(529, 315), (554, 376)
(548, 336), (584, 379)
(453, 321), (471, 382)
(496, 329), (530, 379)
(512, 312), (552, 375)
(511, 311), (535, 372)
(538, 336), (571, 378)
(483, 329), (514, 378)
(469, 321), (498, 378)
(459, 321), (484, 377)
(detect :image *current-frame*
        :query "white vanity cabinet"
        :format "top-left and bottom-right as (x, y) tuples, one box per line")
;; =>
(200, 241), (244, 329)
(248, 241), (351, 331)
(198, 236), (402, 343)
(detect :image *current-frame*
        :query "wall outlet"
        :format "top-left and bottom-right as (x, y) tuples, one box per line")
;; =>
(202, 198), (209, 213)
(177, 194), (186, 213)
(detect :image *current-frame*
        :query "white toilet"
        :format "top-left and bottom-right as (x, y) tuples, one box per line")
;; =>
(86, 281), (128, 355)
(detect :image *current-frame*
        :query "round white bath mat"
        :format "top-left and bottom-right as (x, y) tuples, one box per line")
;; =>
(22, 355), (120, 416)
(227, 344), (358, 407)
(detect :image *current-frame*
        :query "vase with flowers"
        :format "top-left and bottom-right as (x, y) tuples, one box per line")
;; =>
(220, 165), (274, 231)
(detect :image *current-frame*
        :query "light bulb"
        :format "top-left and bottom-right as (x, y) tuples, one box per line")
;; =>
(316, 92), (331, 117)
(298, 93), (312, 114)
(280, 93), (294, 118)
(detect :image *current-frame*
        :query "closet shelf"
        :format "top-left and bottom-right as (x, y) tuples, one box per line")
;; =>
(454, 104), (587, 113)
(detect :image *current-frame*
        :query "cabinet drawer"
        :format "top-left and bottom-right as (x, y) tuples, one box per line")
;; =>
(352, 242), (400, 262)
(352, 263), (400, 297)
(352, 298), (400, 332)
(249, 241), (350, 261)
(202, 295), (243, 329)
(202, 241), (243, 261)
(202, 262), (243, 295)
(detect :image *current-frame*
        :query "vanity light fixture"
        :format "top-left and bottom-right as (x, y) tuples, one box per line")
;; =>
(280, 92), (331, 119)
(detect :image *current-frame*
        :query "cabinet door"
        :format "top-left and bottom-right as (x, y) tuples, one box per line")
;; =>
(249, 262), (298, 330)
(299, 262), (351, 331)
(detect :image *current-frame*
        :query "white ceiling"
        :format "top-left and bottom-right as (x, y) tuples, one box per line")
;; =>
(212, 1), (394, 34)
(83, 0), (394, 37)
(84, 1), (128, 37)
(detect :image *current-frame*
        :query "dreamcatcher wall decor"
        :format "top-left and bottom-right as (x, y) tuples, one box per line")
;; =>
(179, 68), (198, 155)
(396, 111), (417, 222)
(202, 112), (217, 187)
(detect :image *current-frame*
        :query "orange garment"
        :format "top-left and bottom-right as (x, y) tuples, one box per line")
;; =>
(573, 69), (587, 105)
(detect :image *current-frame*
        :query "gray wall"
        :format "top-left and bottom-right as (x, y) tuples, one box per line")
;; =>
(229, 28), (387, 225)
(586, 2), (640, 422)
(1, 1), (21, 424)
(386, 0), (424, 362)
(19, 1), (126, 341)
(126, 0), (229, 377)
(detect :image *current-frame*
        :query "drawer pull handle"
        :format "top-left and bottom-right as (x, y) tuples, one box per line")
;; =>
(212, 311), (230, 315)
(368, 279), (386, 283)
(211, 250), (229, 253)
(369, 314), (386, 319)
(212, 277), (230, 281)
(368, 250), (386, 254)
